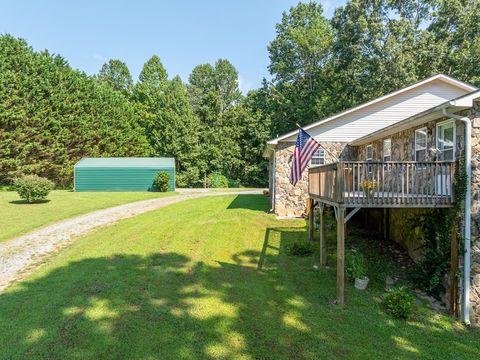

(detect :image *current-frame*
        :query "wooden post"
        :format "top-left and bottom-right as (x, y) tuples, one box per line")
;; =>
(450, 223), (458, 318)
(385, 208), (390, 242)
(320, 203), (327, 266)
(308, 198), (314, 242)
(336, 206), (345, 305)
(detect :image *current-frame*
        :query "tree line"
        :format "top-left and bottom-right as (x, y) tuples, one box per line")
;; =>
(1, 0), (480, 187)
(0, 37), (270, 187)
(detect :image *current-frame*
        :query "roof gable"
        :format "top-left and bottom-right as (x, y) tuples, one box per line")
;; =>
(267, 74), (477, 146)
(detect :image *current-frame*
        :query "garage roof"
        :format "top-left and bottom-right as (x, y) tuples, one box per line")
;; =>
(75, 157), (175, 168)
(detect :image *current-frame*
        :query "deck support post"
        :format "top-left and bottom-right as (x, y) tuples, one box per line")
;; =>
(308, 198), (315, 242)
(336, 206), (345, 305)
(450, 223), (458, 318)
(319, 203), (327, 266)
(385, 208), (390, 242)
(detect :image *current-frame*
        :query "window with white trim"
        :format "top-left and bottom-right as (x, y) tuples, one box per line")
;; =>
(436, 120), (455, 161)
(383, 139), (391, 162)
(366, 144), (373, 161)
(311, 149), (325, 165)
(415, 128), (427, 161)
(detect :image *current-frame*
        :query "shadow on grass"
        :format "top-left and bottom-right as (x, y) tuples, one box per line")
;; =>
(0, 216), (478, 358)
(9, 199), (51, 205)
(226, 194), (269, 212)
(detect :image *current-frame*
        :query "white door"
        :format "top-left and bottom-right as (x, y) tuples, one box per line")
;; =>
(436, 121), (455, 195)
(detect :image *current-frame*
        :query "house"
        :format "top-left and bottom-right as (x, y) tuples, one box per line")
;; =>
(264, 74), (480, 325)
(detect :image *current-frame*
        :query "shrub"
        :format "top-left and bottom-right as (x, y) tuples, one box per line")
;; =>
(152, 172), (170, 192)
(346, 249), (367, 279)
(383, 286), (415, 319)
(228, 178), (241, 188)
(286, 241), (314, 257)
(0, 185), (14, 191)
(207, 173), (228, 188)
(14, 175), (54, 203)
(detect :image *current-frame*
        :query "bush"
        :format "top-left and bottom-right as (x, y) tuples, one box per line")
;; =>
(346, 249), (367, 279)
(0, 185), (14, 191)
(286, 241), (314, 257)
(14, 175), (54, 203)
(383, 286), (415, 319)
(152, 172), (170, 192)
(228, 178), (241, 188)
(207, 173), (229, 188)
(175, 169), (202, 188)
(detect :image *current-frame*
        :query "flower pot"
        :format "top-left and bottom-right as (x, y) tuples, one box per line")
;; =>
(354, 276), (369, 290)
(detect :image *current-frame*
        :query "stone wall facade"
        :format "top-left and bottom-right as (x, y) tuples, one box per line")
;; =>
(355, 110), (480, 325)
(468, 108), (480, 325)
(270, 108), (480, 324)
(356, 118), (465, 162)
(272, 141), (351, 217)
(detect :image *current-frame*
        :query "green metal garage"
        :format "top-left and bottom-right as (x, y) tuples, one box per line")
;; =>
(74, 157), (175, 192)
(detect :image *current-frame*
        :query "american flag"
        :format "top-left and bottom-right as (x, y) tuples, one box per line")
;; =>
(291, 128), (321, 186)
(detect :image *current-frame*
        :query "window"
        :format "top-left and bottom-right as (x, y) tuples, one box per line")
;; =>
(436, 120), (455, 161)
(366, 144), (373, 173)
(311, 149), (325, 165)
(415, 128), (427, 161)
(366, 144), (373, 161)
(383, 139), (391, 162)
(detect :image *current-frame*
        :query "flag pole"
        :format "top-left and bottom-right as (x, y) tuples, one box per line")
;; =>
(295, 124), (338, 162)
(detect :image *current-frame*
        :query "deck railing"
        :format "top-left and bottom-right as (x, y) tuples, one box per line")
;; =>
(308, 161), (456, 207)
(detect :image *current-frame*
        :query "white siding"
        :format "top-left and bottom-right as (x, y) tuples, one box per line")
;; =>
(282, 80), (470, 143)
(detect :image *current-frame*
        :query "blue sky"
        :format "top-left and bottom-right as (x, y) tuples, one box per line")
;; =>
(0, 0), (346, 93)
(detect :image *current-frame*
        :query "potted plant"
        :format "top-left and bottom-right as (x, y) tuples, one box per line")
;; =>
(347, 250), (369, 290)
(361, 179), (377, 200)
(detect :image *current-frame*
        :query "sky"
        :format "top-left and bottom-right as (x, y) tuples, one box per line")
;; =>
(0, 0), (346, 93)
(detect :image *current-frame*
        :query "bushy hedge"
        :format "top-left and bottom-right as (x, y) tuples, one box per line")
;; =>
(383, 286), (415, 319)
(207, 173), (229, 188)
(0, 35), (150, 186)
(152, 172), (170, 192)
(14, 175), (54, 203)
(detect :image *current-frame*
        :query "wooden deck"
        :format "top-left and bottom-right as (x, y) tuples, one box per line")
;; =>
(307, 160), (457, 306)
(308, 161), (456, 208)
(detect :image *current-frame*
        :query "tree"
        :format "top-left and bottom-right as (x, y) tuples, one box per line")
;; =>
(188, 59), (243, 181)
(236, 89), (272, 186)
(133, 56), (202, 186)
(98, 59), (133, 95)
(0, 35), (150, 186)
(428, 0), (480, 85)
(148, 76), (202, 187)
(138, 55), (168, 90)
(268, 1), (332, 90)
(266, 1), (333, 135)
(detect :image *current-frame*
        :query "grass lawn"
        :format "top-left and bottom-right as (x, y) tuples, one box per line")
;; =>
(0, 190), (176, 243)
(0, 195), (478, 359)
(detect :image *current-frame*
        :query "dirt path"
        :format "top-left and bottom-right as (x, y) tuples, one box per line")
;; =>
(0, 190), (262, 292)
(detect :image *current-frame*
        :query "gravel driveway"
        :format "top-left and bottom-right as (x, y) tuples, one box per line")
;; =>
(0, 190), (262, 292)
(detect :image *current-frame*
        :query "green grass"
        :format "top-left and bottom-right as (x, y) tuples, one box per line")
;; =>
(0, 195), (478, 359)
(0, 190), (176, 243)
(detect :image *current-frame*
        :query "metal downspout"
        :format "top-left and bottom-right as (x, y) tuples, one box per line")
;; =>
(442, 107), (472, 326)
(271, 149), (276, 213)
